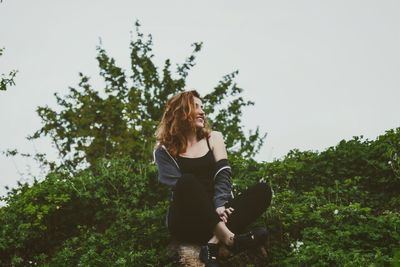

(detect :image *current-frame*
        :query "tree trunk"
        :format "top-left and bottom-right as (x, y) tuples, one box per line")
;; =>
(167, 240), (268, 267)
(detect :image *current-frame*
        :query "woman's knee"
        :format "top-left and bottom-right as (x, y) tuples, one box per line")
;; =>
(254, 182), (272, 208)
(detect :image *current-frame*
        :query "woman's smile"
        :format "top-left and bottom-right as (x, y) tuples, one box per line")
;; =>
(194, 97), (205, 127)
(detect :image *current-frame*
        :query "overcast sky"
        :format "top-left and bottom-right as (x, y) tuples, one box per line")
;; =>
(1, 0), (399, 202)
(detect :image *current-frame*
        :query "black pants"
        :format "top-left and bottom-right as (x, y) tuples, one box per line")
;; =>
(167, 174), (272, 243)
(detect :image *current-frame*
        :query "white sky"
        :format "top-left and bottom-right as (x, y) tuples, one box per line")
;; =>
(1, 0), (399, 203)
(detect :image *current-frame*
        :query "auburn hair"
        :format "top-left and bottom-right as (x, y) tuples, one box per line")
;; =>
(155, 90), (212, 158)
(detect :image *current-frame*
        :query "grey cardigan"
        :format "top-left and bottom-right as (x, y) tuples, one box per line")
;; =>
(153, 145), (234, 208)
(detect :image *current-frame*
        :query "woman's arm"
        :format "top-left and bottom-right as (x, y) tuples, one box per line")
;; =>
(210, 131), (233, 210)
(154, 146), (182, 187)
(210, 131), (228, 161)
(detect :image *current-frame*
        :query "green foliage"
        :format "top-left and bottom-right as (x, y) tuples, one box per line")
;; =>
(0, 158), (171, 266)
(2, 128), (399, 266)
(260, 128), (400, 266)
(202, 71), (267, 158)
(1, 22), (399, 266)
(28, 21), (265, 172)
(0, 47), (18, 91)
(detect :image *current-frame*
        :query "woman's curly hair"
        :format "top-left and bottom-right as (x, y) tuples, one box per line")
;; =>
(155, 90), (212, 158)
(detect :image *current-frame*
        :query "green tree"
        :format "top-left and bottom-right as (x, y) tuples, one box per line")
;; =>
(1, 19), (399, 267)
(29, 21), (266, 172)
(0, 47), (17, 91)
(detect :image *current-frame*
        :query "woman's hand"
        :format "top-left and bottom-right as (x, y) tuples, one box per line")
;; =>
(216, 206), (234, 223)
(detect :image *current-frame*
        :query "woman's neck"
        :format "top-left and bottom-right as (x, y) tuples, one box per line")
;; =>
(186, 132), (198, 147)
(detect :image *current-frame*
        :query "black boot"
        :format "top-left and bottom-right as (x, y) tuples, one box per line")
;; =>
(231, 227), (268, 254)
(199, 243), (220, 267)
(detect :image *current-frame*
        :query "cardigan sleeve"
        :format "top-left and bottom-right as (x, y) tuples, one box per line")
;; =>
(213, 158), (233, 208)
(154, 147), (181, 187)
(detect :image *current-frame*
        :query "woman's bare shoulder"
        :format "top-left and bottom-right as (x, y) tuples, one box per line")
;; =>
(208, 131), (224, 143)
(208, 131), (228, 161)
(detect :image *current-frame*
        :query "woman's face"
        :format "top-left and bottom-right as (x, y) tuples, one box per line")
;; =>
(193, 97), (205, 128)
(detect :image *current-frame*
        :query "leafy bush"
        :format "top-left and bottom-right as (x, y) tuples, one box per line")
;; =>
(0, 158), (171, 266)
(2, 128), (400, 266)
(1, 21), (399, 266)
(260, 128), (400, 266)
